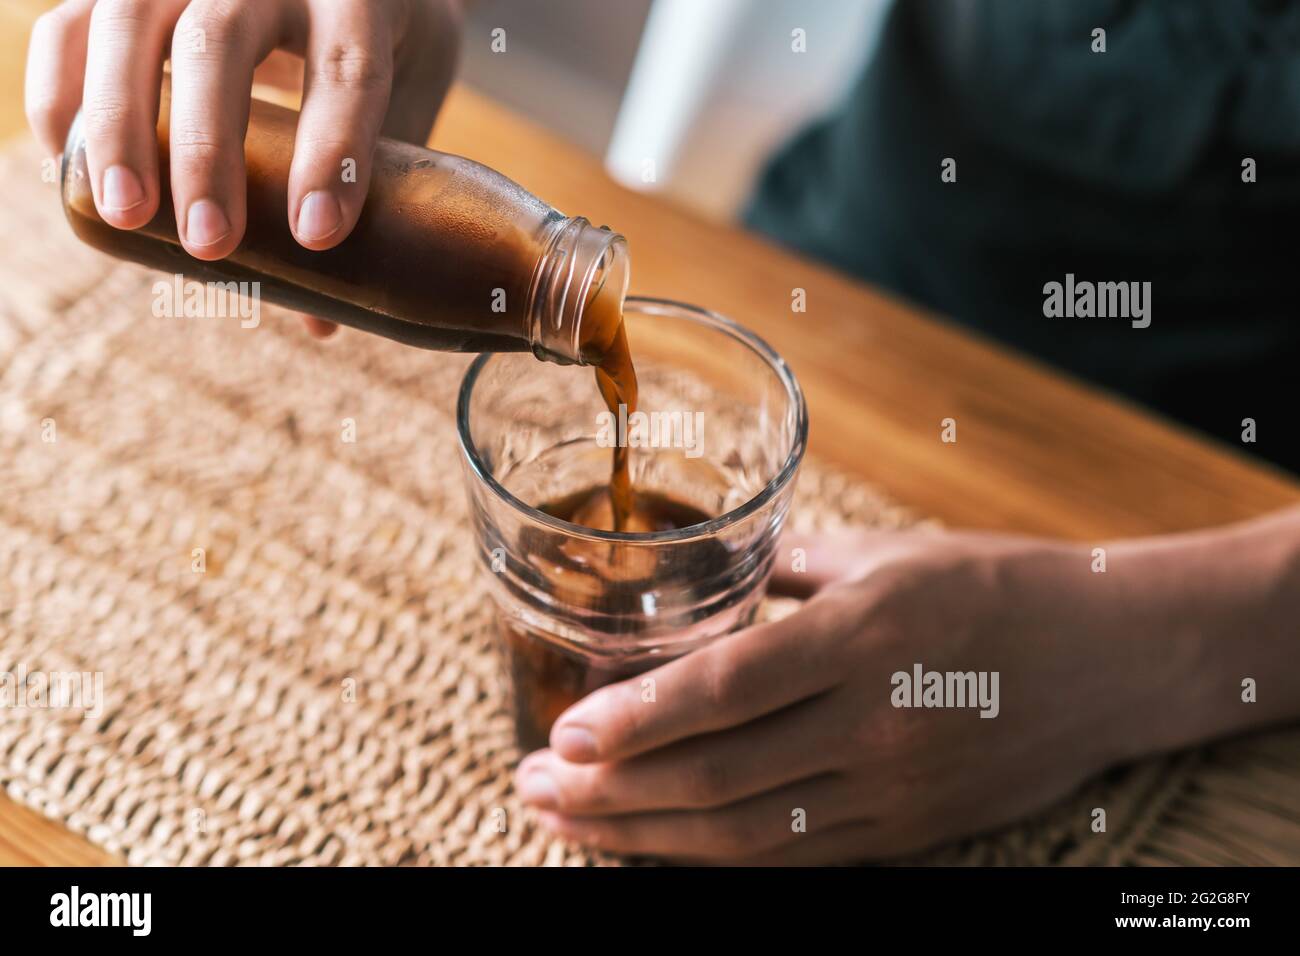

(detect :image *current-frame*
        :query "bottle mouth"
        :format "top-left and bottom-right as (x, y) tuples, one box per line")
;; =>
(527, 217), (629, 366)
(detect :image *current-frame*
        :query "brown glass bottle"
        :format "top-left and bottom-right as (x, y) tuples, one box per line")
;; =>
(60, 76), (629, 367)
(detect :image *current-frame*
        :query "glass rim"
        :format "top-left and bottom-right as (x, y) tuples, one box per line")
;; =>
(456, 296), (809, 544)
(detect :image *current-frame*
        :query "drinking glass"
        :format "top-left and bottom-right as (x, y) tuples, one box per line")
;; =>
(457, 297), (807, 750)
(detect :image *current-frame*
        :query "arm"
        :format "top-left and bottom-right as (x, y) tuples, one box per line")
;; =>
(1093, 505), (1300, 753)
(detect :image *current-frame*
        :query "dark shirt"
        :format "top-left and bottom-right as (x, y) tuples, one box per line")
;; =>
(747, 0), (1300, 474)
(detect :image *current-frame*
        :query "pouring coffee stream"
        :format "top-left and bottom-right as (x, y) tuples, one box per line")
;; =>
(580, 286), (639, 532)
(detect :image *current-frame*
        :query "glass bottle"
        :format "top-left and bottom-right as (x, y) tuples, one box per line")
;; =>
(60, 76), (629, 366)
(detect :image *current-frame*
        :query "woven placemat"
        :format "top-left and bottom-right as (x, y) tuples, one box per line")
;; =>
(1, 139), (1297, 865)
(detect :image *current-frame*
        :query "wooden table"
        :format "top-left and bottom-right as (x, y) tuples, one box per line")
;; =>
(3, 2), (1298, 868)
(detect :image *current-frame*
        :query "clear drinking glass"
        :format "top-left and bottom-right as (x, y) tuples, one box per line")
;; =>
(457, 297), (808, 751)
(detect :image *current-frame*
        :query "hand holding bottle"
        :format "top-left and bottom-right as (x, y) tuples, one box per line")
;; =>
(26, 0), (465, 336)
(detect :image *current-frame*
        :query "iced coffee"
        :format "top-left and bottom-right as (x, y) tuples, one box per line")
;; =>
(459, 300), (807, 753)
(505, 487), (716, 750)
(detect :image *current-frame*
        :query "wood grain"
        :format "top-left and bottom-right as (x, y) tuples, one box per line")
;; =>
(2, 0), (1297, 867)
(0, 799), (118, 866)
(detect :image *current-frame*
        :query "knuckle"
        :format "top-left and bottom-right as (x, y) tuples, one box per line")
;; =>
(174, 0), (254, 57)
(292, 136), (356, 161)
(91, 0), (156, 33)
(170, 142), (223, 171)
(168, 121), (224, 165)
(81, 98), (133, 140)
(311, 43), (392, 90)
(169, 120), (220, 152)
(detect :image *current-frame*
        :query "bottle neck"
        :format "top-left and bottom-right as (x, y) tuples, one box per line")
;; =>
(527, 217), (629, 365)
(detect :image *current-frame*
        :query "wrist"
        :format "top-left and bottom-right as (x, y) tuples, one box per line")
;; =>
(995, 534), (1230, 769)
(1081, 512), (1300, 761)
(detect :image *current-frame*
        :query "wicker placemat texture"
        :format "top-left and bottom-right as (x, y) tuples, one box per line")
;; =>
(0, 140), (1296, 865)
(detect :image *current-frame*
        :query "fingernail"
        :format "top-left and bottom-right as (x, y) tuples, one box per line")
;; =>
(185, 199), (230, 247)
(101, 165), (145, 212)
(517, 769), (560, 810)
(551, 725), (598, 762)
(296, 190), (342, 242)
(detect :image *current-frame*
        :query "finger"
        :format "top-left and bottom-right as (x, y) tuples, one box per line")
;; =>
(769, 528), (952, 598)
(80, 0), (189, 229)
(288, 0), (395, 250)
(535, 774), (848, 862)
(25, 0), (96, 158)
(168, 0), (301, 260)
(768, 531), (857, 598)
(382, 0), (459, 144)
(300, 314), (337, 338)
(517, 693), (842, 815)
(549, 596), (850, 764)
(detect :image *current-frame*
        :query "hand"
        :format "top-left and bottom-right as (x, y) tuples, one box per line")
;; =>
(25, 0), (464, 338)
(514, 528), (1222, 864)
